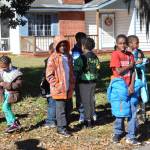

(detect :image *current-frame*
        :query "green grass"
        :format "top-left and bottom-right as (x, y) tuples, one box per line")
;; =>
(0, 54), (149, 150)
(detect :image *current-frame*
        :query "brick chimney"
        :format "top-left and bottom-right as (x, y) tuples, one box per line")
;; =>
(63, 0), (85, 4)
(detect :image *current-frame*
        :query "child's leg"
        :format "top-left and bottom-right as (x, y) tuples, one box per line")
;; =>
(2, 93), (16, 126)
(127, 99), (138, 140)
(79, 83), (92, 121)
(45, 97), (56, 126)
(114, 117), (125, 136)
(90, 83), (96, 120)
(56, 100), (67, 130)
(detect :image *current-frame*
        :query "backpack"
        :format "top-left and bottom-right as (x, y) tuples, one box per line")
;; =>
(81, 52), (100, 80)
(40, 72), (50, 98)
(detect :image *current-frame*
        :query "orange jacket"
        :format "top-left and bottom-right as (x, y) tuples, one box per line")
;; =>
(46, 52), (75, 100)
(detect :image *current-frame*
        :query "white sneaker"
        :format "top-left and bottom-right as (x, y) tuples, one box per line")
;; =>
(126, 138), (141, 145)
(93, 112), (97, 121)
(79, 113), (84, 123)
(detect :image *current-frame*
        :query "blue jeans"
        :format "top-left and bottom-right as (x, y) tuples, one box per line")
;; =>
(114, 95), (138, 139)
(45, 97), (56, 125)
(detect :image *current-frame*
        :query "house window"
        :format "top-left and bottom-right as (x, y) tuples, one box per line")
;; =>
(28, 13), (51, 36)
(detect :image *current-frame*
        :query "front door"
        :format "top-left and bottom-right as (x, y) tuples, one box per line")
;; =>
(101, 14), (115, 49)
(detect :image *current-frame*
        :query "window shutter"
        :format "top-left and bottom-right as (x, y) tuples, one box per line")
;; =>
(19, 16), (28, 36)
(51, 14), (59, 36)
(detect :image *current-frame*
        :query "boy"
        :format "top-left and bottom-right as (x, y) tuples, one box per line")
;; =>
(40, 43), (56, 128)
(128, 35), (149, 121)
(74, 37), (100, 128)
(110, 34), (141, 145)
(72, 32), (87, 123)
(46, 36), (75, 137)
(0, 55), (23, 133)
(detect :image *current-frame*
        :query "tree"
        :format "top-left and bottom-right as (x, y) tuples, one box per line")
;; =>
(0, 0), (35, 28)
(125, 0), (150, 35)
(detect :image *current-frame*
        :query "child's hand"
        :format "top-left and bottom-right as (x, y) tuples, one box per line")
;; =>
(128, 85), (134, 95)
(0, 82), (4, 87)
(136, 59), (143, 64)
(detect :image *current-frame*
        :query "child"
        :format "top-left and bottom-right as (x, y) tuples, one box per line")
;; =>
(0, 55), (23, 133)
(74, 37), (100, 128)
(72, 32), (87, 123)
(128, 35), (149, 121)
(46, 36), (75, 137)
(40, 43), (56, 128)
(109, 34), (141, 145)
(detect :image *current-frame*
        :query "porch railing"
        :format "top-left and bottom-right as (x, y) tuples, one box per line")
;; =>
(65, 34), (98, 49)
(0, 38), (10, 51)
(20, 35), (98, 53)
(20, 36), (54, 53)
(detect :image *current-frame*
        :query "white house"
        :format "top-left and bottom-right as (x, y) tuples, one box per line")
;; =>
(0, 0), (150, 54)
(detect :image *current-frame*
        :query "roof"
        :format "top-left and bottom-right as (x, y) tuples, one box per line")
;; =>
(30, 0), (82, 11)
(30, 0), (131, 12)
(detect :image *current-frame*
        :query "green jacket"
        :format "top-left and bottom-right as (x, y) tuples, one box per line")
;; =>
(74, 51), (100, 82)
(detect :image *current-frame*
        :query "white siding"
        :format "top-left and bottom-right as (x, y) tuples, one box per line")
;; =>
(85, 11), (98, 48)
(136, 18), (150, 51)
(115, 10), (134, 36)
(85, 11), (97, 35)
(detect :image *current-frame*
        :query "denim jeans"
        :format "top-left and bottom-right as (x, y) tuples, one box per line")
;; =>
(2, 93), (16, 126)
(114, 95), (138, 139)
(56, 99), (72, 130)
(45, 97), (56, 125)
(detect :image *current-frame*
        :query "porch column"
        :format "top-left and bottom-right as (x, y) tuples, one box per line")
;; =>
(96, 9), (99, 50)
(9, 26), (20, 54)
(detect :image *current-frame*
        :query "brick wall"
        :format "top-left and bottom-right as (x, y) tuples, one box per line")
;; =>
(59, 12), (85, 36)
(63, 0), (84, 4)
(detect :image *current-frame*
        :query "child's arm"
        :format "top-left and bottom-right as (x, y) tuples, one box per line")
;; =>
(115, 63), (134, 75)
(46, 56), (57, 87)
(0, 76), (23, 91)
(128, 71), (135, 95)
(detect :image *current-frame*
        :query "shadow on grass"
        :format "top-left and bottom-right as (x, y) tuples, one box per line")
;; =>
(15, 139), (46, 150)
(21, 67), (43, 98)
(0, 113), (28, 124)
(138, 121), (150, 142)
(96, 61), (111, 92)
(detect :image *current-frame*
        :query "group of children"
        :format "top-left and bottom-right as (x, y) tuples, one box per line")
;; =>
(108, 34), (149, 145)
(0, 32), (148, 145)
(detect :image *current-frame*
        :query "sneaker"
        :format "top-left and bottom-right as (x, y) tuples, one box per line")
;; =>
(79, 113), (85, 123)
(126, 138), (141, 145)
(112, 134), (120, 143)
(93, 112), (97, 121)
(57, 128), (72, 137)
(5, 121), (21, 133)
(44, 123), (56, 128)
(83, 120), (93, 128)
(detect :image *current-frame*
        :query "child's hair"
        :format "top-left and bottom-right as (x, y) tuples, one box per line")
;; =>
(81, 37), (95, 51)
(0, 55), (11, 65)
(127, 35), (139, 44)
(49, 42), (54, 51)
(75, 32), (87, 42)
(116, 34), (128, 44)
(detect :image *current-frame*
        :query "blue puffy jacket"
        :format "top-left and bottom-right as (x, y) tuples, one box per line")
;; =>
(107, 78), (143, 117)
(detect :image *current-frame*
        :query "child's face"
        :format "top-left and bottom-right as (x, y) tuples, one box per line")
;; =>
(128, 41), (139, 50)
(116, 38), (127, 51)
(48, 49), (54, 55)
(59, 42), (68, 54)
(0, 65), (9, 72)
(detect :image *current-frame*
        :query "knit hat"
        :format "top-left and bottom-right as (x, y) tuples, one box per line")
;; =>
(0, 55), (11, 68)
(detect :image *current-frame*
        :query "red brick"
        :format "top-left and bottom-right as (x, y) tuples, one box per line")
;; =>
(63, 0), (84, 4)
(58, 12), (85, 36)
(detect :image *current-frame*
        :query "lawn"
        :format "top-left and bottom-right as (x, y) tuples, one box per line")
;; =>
(0, 54), (150, 150)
